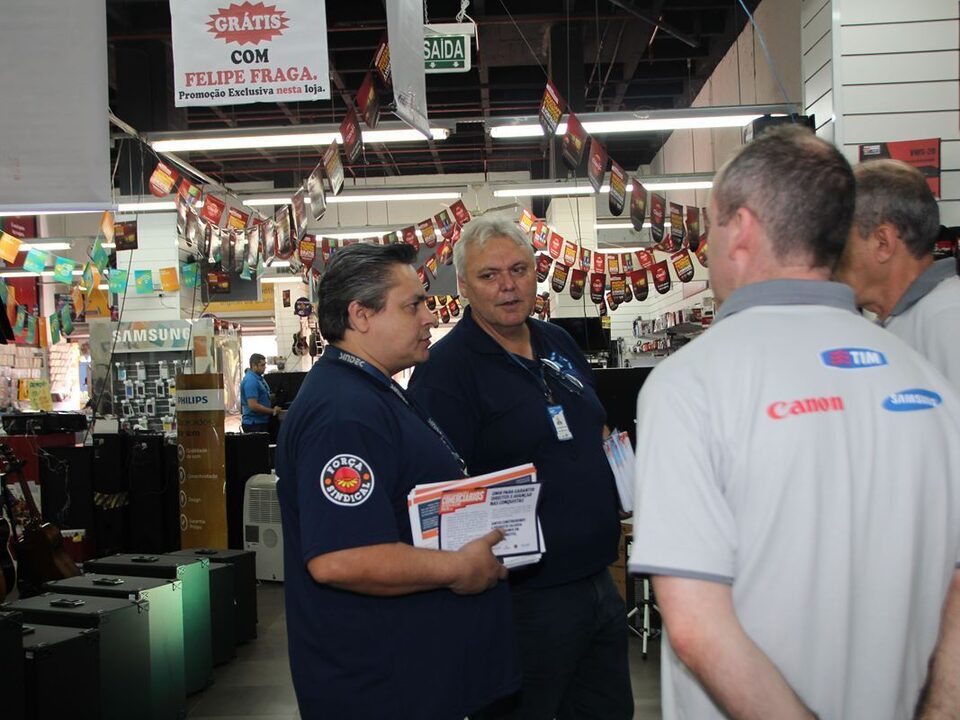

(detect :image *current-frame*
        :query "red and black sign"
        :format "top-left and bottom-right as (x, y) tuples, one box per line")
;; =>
(439, 304), (451, 323)
(859, 137), (942, 198)
(667, 202), (685, 252)
(149, 161), (178, 197)
(434, 209), (455, 239)
(671, 249), (695, 283)
(652, 260), (671, 294)
(307, 164), (327, 220)
(323, 141), (344, 196)
(114, 221), (138, 251)
(298, 235), (316, 269)
(532, 221), (549, 250)
(629, 269), (649, 301)
(340, 108), (363, 164)
(606, 291), (619, 312)
(606, 253), (620, 275)
(579, 248), (592, 271)
(685, 206), (701, 252)
(374, 35), (392, 86)
(569, 268), (587, 300)
(609, 161), (627, 216)
(417, 265), (429, 291)
(448, 297), (461, 317)
(437, 240), (453, 266)
(291, 188), (309, 241)
(695, 238), (709, 268)
(562, 240), (578, 267)
(587, 139), (608, 193)
(538, 81), (564, 137)
(630, 178), (647, 231)
(620, 252), (634, 274)
(551, 263), (570, 292)
(402, 225), (420, 251)
(450, 199), (471, 225)
(590, 272), (606, 304)
(357, 71), (380, 129)
(425, 253), (439, 277)
(201, 195), (226, 226)
(649, 194), (666, 244)
(535, 253), (553, 282)
(418, 218), (438, 248)
(548, 231), (563, 260)
(622, 278), (633, 303)
(561, 111), (588, 170)
(635, 249), (654, 269)
(610, 274), (626, 304)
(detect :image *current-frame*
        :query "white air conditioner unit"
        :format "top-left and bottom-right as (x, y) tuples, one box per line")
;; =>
(243, 473), (285, 582)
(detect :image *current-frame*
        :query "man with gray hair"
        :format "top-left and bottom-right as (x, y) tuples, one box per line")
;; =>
(276, 243), (519, 719)
(409, 217), (632, 719)
(835, 158), (960, 388)
(630, 127), (960, 719)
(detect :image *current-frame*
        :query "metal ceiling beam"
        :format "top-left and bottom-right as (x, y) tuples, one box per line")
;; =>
(608, 0), (667, 112)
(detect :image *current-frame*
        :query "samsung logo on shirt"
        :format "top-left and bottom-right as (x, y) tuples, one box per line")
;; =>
(882, 389), (942, 412)
(821, 348), (888, 369)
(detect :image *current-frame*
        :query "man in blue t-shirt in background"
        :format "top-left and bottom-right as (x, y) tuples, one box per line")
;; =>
(240, 353), (280, 441)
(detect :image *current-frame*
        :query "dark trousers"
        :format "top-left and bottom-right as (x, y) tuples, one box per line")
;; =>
(474, 569), (634, 720)
(241, 421), (276, 443)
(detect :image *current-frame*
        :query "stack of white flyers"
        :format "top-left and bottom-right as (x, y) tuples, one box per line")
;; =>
(407, 463), (545, 569)
(603, 430), (636, 512)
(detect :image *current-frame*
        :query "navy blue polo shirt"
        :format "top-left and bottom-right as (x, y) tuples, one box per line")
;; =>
(276, 347), (519, 720)
(408, 307), (621, 590)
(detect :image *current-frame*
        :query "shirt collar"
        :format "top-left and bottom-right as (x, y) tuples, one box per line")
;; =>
(459, 305), (543, 355)
(885, 258), (957, 322)
(716, 279), (857, 322)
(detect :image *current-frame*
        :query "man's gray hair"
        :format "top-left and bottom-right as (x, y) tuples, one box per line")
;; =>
(453, 216), (533, 278)
(317, 243), (417, 342)
(853, 159), (940, 259)
(712, 125), (855, 270)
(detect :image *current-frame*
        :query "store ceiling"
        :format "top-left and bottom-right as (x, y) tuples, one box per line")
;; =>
(106, 0), (760, 191)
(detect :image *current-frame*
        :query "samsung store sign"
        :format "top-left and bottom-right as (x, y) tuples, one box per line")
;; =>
(110, 321), (193, 352)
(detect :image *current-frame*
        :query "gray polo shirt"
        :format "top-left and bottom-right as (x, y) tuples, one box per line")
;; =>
(631, 279), (960, 719)
(885, 258), (960, 391)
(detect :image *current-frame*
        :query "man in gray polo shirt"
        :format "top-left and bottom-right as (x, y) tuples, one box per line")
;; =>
(836, 159), (960, 389)
(630, 127), (960, 719)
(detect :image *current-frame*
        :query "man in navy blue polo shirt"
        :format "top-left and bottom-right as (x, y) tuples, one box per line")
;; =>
(276, 243), (519, 720)
(409, 218), (632, 719)
(239, 353), (280, 440)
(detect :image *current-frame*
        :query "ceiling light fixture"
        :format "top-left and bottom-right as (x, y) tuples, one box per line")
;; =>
(116, 201), (178, 213)
(149, 125), (450, 153)
(20, 242), (73, 251)
(487, 104), (799, 138)
(492, 175), (713, 198)
(241, 190), (462, 207)
(594, 221), (673, 230)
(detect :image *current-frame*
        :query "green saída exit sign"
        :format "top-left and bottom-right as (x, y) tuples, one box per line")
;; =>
(424, 33), (471, 74)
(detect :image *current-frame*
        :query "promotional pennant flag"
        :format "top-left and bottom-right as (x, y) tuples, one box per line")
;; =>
(181, 262), (199, 289)
(81, 263), (100, 292)
(532, 221), (549, 250)
(60, 304), (74, 335)
(357, 70), (381, 129)
(590, 273), (606, 304)
(434, 209), (455, 240)
(418, 219), (438, 248)
(606, 253), (620, 275)
(538, 80), (564, 137)
(417, 265), (430, 291)
(652, 260), (671, 294)
(562, 240), (578, 267)
(323, 141), (345, 195)
(606, 291), (619, 312)
(629, 177), (648, 231)
(401, 225), (420, 251)
(635, 249), (655, 269)
(438, 304), (451, 324)
(629, 270), (649, 301)
(668, 202), (685, 252)
(134, 270), (154, 294)
(25, 314), (36, 344)
(671, 249), (695, 282)
(534, 294), (546, 315)
(149, 160), (179, 197)
(569, 268), (587, 300)
(579, 247), (592, 272)
(91, 239), (109, 272)
(298, 235), (317, 268)
(108, 269), (128, 294)
(291, 189), (309, 242)
(450, 200), (471, 225)
(100, 212), (115, 244)
(340, 107), (363, 164)
(547, 231), (563, 260)
(551, 263), (570, 292)
(448, 296), (461, 317)
(592, 251), (606, 275)
(13, 306), (25, 334)
(374, 35), (392, 86)
(160, 267), (180, 292)
(201, 194), (226, 226)
(425, 254), (439, 277)
(535, 253), (553, 283)
(23, 248), (48, 274)
(609, 161), (627, 216)
(115, 221), (138, 251)
(561, 111), (588, 170)
(0, 232), (22, 263)
(0, 279), (7, 304)
(685, 206), (701, 252)
(519, 208), (536, 233)
(650, 194), (666, 244)
(226, 206), (250, 231)
(49, 313), (61, 344)
(610, 274), (626, 304)
(623, 277), (634, 303)
(307, 164), (328, 221)
(620, 252), (635, 274)
(587, 139), (608, 193)
(696, 238), (709, 268)
(437, 240), (453, 266)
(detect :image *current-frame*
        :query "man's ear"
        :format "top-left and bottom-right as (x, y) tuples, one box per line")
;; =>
(871, 222), (900, 264)
(728, 206), (756, 258)
(346, 299), (372, 333)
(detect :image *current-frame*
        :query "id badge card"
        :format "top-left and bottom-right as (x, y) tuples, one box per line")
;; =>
(548, 405), (573, 441)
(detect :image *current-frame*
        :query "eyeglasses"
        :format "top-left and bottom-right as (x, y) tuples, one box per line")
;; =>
(540, 357), (585, 395)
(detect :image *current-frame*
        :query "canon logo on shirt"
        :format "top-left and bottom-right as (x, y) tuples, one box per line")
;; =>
(767, 396), (845, 420)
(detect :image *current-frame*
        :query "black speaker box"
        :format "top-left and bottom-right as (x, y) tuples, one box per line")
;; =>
(0, 610), (25, 720)
(225, 433), (271, 550)
(22, 624), (100, 720)
(37, 446), (95, 531)
(126, 435), (178, 554)
(168, 548), (257, 643)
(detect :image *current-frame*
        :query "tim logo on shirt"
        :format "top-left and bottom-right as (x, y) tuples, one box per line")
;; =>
(821, 347), (888, 369)
(320, 454), (375, 506)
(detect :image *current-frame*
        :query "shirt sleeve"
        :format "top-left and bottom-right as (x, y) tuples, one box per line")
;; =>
(292, 419), (402, 563)
(240, 373), (257, 410)
(628, 365), (737, 584)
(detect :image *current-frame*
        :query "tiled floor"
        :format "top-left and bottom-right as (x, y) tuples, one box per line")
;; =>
(187, 583), (662, 719)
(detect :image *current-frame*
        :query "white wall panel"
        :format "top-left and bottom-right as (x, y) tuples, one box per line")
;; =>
(841, 20), (957, 54)
(806, 92), (835, 128)
(842, 80), (959, 115)
(842, 110), (960, 144)
(802, 0), (830, 27)
(939, 170), (960, 199)
(839, 0), (957, 25)
(843, 50), (959, 84)
(805, 62), (833, 105)
(803, 4), (832, 60)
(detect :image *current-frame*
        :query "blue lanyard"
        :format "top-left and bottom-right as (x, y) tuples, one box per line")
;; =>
(325, 346), (468, 477)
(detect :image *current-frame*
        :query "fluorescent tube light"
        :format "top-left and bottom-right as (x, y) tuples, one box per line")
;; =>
(270, 260), (290, 268)
(492, 177), (712, 198)
(116, 201), (178, 213)
(1, 269), (84, 278)
(260, 275), (307, 284)
(492, 186), (596, 198)
(152, 127), (449, 153)
(20, 242), (72, 251)
(595, 222), (673, 230)
(241, 190), (461, 207)
(487, 105), (798, 139)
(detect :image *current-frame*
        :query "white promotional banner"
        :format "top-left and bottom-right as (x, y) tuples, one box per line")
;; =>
(170, 0), (330, 107)
(386, 0), (430, 138)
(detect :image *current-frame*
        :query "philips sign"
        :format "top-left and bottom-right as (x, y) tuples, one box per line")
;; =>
(177, 390), (225, 412)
